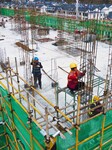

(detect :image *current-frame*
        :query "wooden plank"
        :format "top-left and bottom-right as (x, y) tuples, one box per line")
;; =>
(15, 42), (32, 52)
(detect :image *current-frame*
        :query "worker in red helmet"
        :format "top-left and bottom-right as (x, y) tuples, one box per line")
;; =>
(67, 63), (86, 91)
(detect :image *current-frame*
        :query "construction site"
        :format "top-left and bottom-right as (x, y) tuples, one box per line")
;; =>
(0, 6), (112, 150)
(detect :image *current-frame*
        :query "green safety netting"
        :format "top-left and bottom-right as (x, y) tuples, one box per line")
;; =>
(0, 8), (14, 16)
(0, 86), (45, 150)
(0, 8), (112, 149)
(0, 134), (6, 149)
(56, 110), (112, 150)
(44, 16), (57, 28)
(0, 123), (6, 148)
(0, 7), (112, 38)
(0, 86), (112, 149)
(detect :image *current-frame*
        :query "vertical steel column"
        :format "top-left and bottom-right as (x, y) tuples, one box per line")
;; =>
(45, 107), (50, 149)
(7, 57), (14, 94)
(27, 92), (34, 150)
(75, 93), (81, 150)
(15, 57), (22, 103)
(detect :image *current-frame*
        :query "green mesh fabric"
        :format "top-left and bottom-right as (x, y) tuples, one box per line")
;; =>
(0, 134), (7, 149)
(0, 8), (112, 38)
(0, 86), (45, 149)
(0, 8), (14, 16)
(56, 111), (112, 149)
(102, 140), (112, 150)
(0, 122), (4, 134)
(105, 110), (112, 126)
(79, 115), (103, 142)
(46, 16), (58, 28)
(103, 128), (112, 145)
(78, 134), (101, 150)
(0, 86), (112, 149)
(0, 122), (7, 149)
(57, 128), (76, 150)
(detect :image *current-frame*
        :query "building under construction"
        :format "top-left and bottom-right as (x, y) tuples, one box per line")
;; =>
(0, 7), (112, 150)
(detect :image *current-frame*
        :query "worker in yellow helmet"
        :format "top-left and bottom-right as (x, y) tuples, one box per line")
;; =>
(93, 95), (100, 102)
(88, 95), (103, 117)
(67, 63), (86, 91)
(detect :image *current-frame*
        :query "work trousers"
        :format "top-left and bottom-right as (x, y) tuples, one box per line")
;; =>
(72, 82), (85, 91)
(34, 74), (42, 89)
(75, 82), (85, 90)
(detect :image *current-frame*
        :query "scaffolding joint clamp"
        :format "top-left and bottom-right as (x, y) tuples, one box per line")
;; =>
(28, 110), (33, 114)
(53, 116), (56, 121)
(7, 67), (11, 70)
(7, 93), (12, 98)
(45, 135), (50, 144)
(27, 117), (32, 124)
(57, 120), (60, 125)
(0, 106), (3, 111)
(54, 106), (59, 111)
(30, 85), (33, 89)
(103, 90), (108, 96)
(12, 128), (16, 132)
(64, 127), (68, 131)
(5, 132), (8, 135)
(74, 124), (80, 130)
(10, 109), (14, 113)
(103, 111), (106, 115)
(15, 72), (19, 76)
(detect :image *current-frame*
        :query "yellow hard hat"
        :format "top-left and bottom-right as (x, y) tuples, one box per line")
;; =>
(70, 63), (77, 69)
(93, 95), (100, 101)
